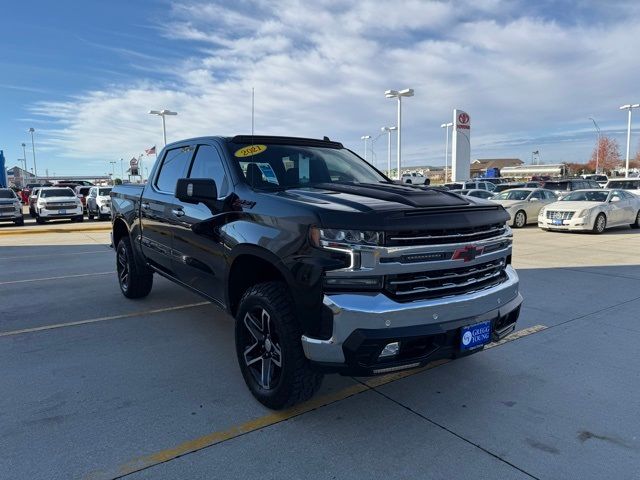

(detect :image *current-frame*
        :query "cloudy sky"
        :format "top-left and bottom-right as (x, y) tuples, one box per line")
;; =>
(2, 0), (640, 176)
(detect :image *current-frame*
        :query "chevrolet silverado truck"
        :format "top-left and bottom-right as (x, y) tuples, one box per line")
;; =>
(111, 135), (522, 409)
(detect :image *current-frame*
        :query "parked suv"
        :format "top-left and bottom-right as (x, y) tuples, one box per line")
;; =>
(33, 187), (84, 224)
(111, 135), (522, 409)
(541, 178), (600, 197)
(0, 188), (25, 225)
(605, 178), (640, 195)
(86, 186), (112, 220)
(401, 172), (429, 185)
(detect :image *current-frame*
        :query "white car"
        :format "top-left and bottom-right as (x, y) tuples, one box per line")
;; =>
(34, 187), (84, 224)
(401, 172), (428, 185)
(86, 186), (112, 220)
(538, 189), (640, 233)
(582, 174), (609, 188)
(0, 188), (24, 226)
(444, 180), (496, 192)
(491, 188), (558, 228)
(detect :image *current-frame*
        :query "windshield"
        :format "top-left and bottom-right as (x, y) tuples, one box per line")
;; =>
(0, 190), (17, 199)
(226, 142), (388, 190)
(78, 187), (91, 195)
(98, 188), (112, 196)
(40, 188), (75, 198)
(561, 190), (608, 202)
(493, 189), (530, 201)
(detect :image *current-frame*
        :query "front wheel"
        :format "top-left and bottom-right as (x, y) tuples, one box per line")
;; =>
(592, 213), (606, 234)
(14, 217), (24, 226)
(35, 215), (46, 225)
(513, 210), (527, 228)
(116, 237), (153, 298)
(630, 210), (640, 229)
(235, 282), (323, 409)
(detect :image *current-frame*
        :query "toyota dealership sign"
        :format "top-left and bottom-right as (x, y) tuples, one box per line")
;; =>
(451, 109), (471, 181)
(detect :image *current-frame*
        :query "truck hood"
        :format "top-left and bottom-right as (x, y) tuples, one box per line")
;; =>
(544, 201), (604, 211)
(270, 183), (509, 231)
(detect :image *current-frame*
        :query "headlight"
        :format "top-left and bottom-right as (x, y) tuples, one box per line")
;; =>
(310, 227), (382, 246)
(538, 209), (545, 217)
(577, 209), (590, 218)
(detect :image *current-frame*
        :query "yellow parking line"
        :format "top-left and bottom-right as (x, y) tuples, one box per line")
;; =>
(0, 302), (210, 338)
(0, 226), (111, 237)
(0, 250), (111, 260)
(84, 323), (547, 480)
(0, 271), (113, 285)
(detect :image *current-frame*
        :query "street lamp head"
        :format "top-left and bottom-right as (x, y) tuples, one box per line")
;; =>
(384, 89), (399, 98)
(361, 135), (371, 140)
(381, 126), (397, 132)
(398, 88), (414, 97)
(440, 122), (453, 128)
(161, 109), (178, 116)
(620, 105), (631, 110)
(149, 110), (161, 115)
(21, 142), (26, 147)
(28, 127), (35, 133)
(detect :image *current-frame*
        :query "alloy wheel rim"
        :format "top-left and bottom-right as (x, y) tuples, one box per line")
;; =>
(597, 216), (605, 232)
(516, 212), (525, 227)
(117, 246), (129, 291)
(242, 307), (283, 390)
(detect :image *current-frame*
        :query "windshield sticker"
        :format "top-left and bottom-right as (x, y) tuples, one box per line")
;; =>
(257, 163), (279, 184)
(235, 144), (267, 158)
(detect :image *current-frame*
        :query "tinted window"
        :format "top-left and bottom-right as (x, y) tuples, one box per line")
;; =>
(544, 181), (568, 190)
(40, 188), (75, 198)
(530, 190), (543, 200)
(543, 190), (557, 200)
(98, 188), (112, 196)
(188, 145), (228, 197)
(607, 180), (640, 189)
(0, 190), (16, 199)
(156, 147), (193, 193)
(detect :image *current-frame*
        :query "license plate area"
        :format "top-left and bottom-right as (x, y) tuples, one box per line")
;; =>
(460, 320), (492, 351)
(552, 219), (563, 225)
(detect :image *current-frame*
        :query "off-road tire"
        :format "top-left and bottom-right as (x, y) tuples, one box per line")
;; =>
(235, 281), (323, 409)
(116, 237), (153, 299)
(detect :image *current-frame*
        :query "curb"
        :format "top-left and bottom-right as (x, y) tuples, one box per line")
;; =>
(0, 226), (111, 237)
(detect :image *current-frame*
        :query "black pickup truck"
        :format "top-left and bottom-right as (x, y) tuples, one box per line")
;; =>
(111, 135), (522, 409)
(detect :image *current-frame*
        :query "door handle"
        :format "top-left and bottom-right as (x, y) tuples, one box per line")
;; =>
(171, 208), (185, 217)
(141, 202), (150, 210)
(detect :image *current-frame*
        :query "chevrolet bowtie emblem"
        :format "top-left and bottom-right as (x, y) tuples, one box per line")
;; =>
(452, 245), (484, 262)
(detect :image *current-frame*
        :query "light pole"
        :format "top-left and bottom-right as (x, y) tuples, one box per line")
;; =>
(28, 128), (38, 183)
(360, 135), (371, 163)
(149, 109), (178, 146)
(440, 122), (453, 183)
(120, 158), (124, 179)
(385, 88), (414, 179)
(21, 143), (28, 181)
(620, 104), (639, 178)
(588, 116), (601, 173)
(381, 126), (397, 178)
(109, 160), (117, 184)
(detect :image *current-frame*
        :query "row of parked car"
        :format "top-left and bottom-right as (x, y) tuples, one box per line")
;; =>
(0, 186), (112, 226)
(444, 177), (640, 233)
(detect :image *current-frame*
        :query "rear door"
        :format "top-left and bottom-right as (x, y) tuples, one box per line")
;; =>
(170, 142), (231, 304)
(140, 145), (194, 275)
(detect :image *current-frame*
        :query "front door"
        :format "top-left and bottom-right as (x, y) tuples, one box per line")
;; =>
(170, 143), (231, 305)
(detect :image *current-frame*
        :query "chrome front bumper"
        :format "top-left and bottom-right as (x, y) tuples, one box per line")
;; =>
(301, 265), (521, 364)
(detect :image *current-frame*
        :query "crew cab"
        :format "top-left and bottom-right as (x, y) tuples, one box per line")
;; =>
(86, 186), (112, 220)
(111, 136), (522, 409)
(0, 188), (24, 225)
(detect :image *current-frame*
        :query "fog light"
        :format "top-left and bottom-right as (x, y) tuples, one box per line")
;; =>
(379, 341), (400, 359)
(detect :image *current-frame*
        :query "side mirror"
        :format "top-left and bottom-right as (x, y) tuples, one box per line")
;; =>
(175, 178), (218, 204)
(610, 196), (621, 203)
(529, 197), (539, 202)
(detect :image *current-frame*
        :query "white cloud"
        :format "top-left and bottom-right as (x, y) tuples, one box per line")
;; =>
(30, 0), (640, 174)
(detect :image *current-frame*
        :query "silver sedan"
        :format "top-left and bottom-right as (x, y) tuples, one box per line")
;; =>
(491, 188), (558, 228)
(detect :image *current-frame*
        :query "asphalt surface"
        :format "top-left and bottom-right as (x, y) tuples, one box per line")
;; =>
(0, 226), (639, 479)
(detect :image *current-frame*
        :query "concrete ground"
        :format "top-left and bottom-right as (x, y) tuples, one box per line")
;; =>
(0, 226), (638, 480)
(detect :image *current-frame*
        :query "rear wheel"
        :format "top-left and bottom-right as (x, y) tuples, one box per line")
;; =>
(87, 206), (94, 220)
(630, 210), (640, 229)
(592, 213), (606, 234)
(513, 210), (527, 228)
(116, 237), (153, 298)
(14, 217), (24, 226)
(235, 282), (323, 409)
(35, 215), (46, 225)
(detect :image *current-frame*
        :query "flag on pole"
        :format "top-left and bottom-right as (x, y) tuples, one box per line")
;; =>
(145, 146), (156, 155)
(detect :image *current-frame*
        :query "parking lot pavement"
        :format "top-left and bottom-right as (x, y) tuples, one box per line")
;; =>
(0, 226), (639, 479)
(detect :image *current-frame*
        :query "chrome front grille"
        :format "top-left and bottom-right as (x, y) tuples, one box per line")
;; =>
(0, 205), (16, 213)
(385, 223), (506, 246)
(45, 202), (77, 209)
(546, 210), (574, 220)
(385, 259), (507, 300)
